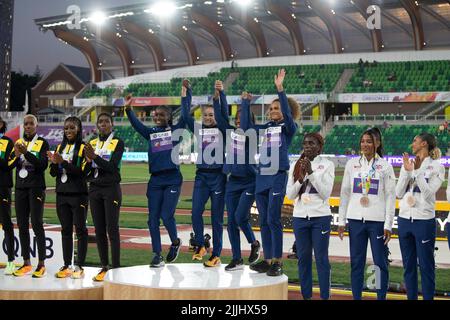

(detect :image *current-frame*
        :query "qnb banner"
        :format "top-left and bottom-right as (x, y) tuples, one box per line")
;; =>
(0, 230), (65, 266)
(337, 91), (450, 103)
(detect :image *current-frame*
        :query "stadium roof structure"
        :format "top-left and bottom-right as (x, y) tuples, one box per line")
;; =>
(35, 0), (450, 83)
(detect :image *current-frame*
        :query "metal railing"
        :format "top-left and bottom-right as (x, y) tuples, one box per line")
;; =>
(36, 114), (91, 123)
(333, 114), (447, 122)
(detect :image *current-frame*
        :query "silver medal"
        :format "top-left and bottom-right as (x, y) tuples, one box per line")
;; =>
(19, 168), (28, 179)
(94, 169), (99, 178)
(61, 173), (68, 184)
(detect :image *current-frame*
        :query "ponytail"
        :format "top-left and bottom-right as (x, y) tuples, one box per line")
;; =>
(430, 147), (442, 160)
(417, 132), (440, 160)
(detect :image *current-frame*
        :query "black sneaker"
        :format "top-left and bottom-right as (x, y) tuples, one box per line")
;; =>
(249, 260), (270, 273)
(266, 261), (283, 276)
(248, 240), (261, 265)
(225, 259), (244, 271)
(166, 238), (182, 263)
(150, 254), (165, 268)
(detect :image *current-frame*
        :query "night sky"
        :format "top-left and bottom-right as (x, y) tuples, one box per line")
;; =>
(12, 0), (135, 75)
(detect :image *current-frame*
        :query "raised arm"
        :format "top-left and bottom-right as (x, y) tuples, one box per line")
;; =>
(124, 94), (152, 140)
(181, 80), (195, 132)
(213, 94), (232, 131)
(275, 69), (297, 135)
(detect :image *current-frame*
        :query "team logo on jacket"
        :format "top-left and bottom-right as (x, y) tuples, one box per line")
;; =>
(375, 165), (383, 170)
(317, 165), (324, 170)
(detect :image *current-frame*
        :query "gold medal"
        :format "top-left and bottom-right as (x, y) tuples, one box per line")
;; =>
(360, 195), (370, 207)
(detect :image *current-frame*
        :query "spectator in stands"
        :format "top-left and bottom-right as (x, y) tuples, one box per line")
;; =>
(241, 69), (300, 277)
(364, 60), (369, 68)
(438, 124), (445, 135)
(124, 86), (186, 268)
(387, 72), (397, 81)
(315, 80), (323, 90)
(443, 121), (448, 133)
(286, 133), (334, 300)
(362, 79), (372, 88)
(373, 60), (378, 67)
(383, 121), (389, 129)
(396, 133), (444, 300)
(298, 71), (305, 79)
(338, 127), (395, 300)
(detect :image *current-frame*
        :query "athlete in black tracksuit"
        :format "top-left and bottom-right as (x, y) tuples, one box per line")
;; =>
(85, 113), (124, 281)
(0, 117), (16, 274)
(49, 116), (89, 278)
(13, 115), (49, 277)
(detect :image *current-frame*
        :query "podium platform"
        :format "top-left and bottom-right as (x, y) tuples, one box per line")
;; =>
(103, 263), (288, 300)
(0, 266), (103, 300)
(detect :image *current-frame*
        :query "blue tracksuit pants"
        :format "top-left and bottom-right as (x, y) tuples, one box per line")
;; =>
(398, 217), (436, 300)
(192, 171), (226, 257)
(225, 176), (256, 260)
(293, 215), (332, 300)
(255, 171), (287, 260)
(348, 219), (389, 300)
(147, 171), (182, 254)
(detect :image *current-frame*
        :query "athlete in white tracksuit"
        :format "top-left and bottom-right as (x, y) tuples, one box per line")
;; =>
(396, 132), (444, 300)
(338, 127), (396, 300)
(286, 132), (334, 300)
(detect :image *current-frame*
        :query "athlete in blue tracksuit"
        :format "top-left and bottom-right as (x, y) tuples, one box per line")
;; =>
(396, 132), (445, 300)
(124, 88), (187, 268)
(241, 69), (299, 276)
(213, 86), (261, 271)
(182, 81), (228, 267)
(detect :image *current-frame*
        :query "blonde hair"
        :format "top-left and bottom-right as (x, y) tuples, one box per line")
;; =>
(430, 147), (442, 160)
(23, 114), (38, 125)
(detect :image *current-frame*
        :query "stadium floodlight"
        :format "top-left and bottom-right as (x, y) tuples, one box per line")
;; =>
(146, 1), (177, 18)
(232, 0), (252, 7)
(90, 11), (107, 25)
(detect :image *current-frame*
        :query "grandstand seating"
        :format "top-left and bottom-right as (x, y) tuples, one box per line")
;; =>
(323, 125), (450, 155)
(345, 60), (450, 93)
(288, 125), (322, 154)
(81, 64), (352, 98)
(114, 126), (148, 152)
(82, 60), (450, 99)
